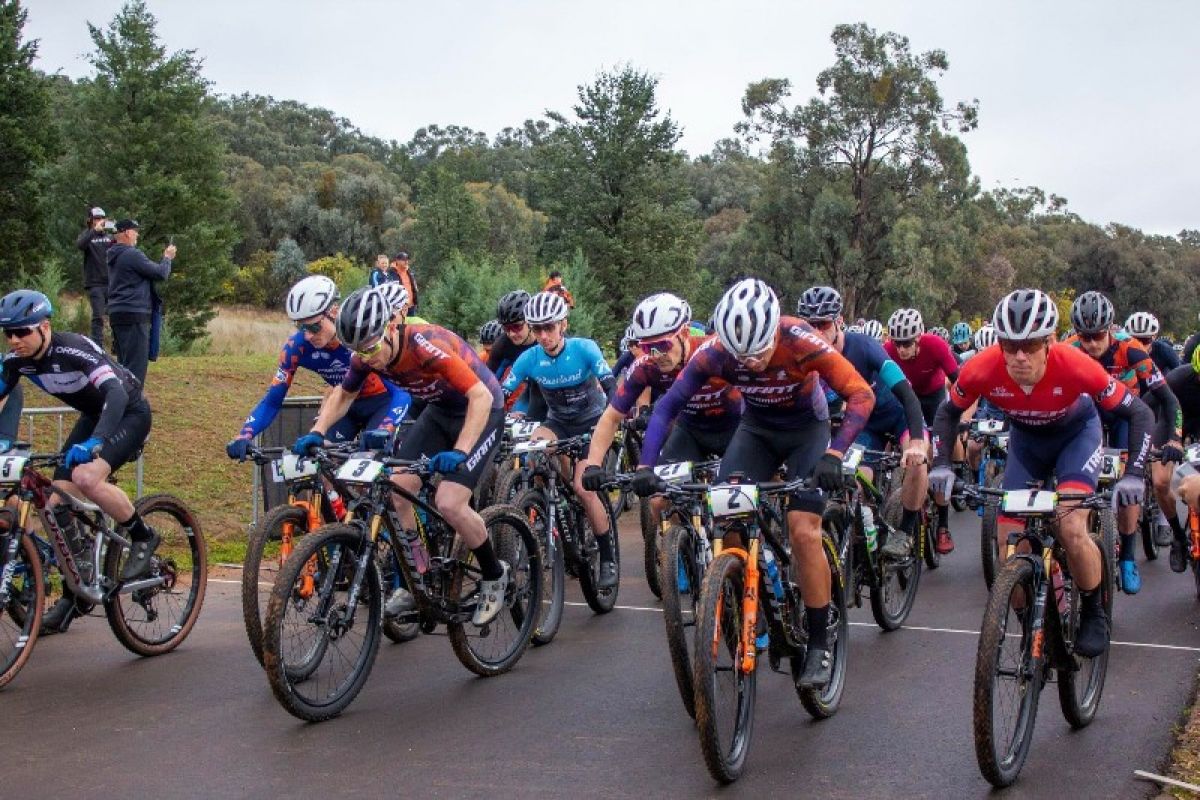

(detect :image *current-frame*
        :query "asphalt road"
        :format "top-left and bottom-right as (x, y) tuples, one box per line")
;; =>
(3, 506), (1198, 799)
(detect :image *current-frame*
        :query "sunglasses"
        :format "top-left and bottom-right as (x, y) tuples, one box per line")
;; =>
(3, 327), (35, 339)
(639, 337), (675, 355)
(999, 338), (1049, 355)
(530, 322), (559, 334)
(354, 336), (386, 359)
(502, 322), (526, 333)
(295, 314), (332, 334)
(893, 339), (918, 349)
(1077, 330), (1108, 343)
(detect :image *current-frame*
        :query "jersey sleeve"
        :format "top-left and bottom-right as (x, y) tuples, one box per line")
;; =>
(340, 355), (371, 394)
(240, 337), (302, 437)
(0, 356), (17, 401)
(1128, 346), (1166, 391)
(416, 331), (483, 397)
(1071, 350), (1130, 412)
(502, 348), (533, 394)
(610, 358), (650, 416)
(581, 339), (612, 380)
(948, 353), (987, 410)
(933, 336), (960, 378)
(807, 349), (875, 452)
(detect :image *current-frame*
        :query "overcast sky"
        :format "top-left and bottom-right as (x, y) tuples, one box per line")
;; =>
(23, 0), (1199, 235)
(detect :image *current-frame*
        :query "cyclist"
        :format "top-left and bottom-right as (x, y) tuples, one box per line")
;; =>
(930, 289), (1155, 658)
(634, 278), (875, 688)
(297, 287), (510, 626)
(796, 287), (927, 558)
(225, 276), (411, 462)
(1069, 291), (1182, 594)
(613, 325), (640, 380)
(488, 289), (546, 421)
(885, 307), (960, 553)
(0, 289), (157, 634)
(1164, 350), (1200, 572)
(0, 382), (22, 453)
(862, 320), (885, 343)
(963, 324), (1006, 474)
(1125, 311), (1180, 373)
(581, 293), (742, 516)
(478, 319), (502, 360)
(930, 326), (951, 344)
(501, 292), (619, 588)
(950, 321), (974, 363)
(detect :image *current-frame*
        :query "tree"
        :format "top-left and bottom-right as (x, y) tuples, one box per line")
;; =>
(406, 165), (488, 271)
(539, 67), (702, 320)
(739, 23), (980, 318)
(0, 0), (58, 286)
(46, 1), (236, 345)
(270, 237), (307, 304)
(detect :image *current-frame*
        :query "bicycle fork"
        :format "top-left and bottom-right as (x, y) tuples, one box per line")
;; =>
(739, 539), (762, 674)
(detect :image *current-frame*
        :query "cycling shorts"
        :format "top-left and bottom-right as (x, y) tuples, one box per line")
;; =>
(717, 415), (829, 515)
(396, 405), (504, 490)
(1002, 413), (1102, 499)
(1100, 406), (1129, 450)
(662, 422), (735, 463)
(855, 401), (911, 456)
(326, 392), (398, 444)
(917, 387), (946, 427)
(542, 413), (601, 441)
(55, 399), (152, 481)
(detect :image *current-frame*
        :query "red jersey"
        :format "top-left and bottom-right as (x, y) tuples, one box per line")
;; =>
(885, 333), (959, 396)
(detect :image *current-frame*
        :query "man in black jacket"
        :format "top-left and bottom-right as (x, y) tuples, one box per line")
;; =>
(106, 219), (174, 384)
(76, 207), (113, 344)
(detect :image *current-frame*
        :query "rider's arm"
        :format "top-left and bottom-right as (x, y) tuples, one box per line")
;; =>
(638, 359), (710, 468)
(0, 381), (23, 442)
(585, 407), (625, 466)
(877, 357), (926, 440)
(810, 349), (875, 455)
(453, 383), (494, 454)
(378, 381), (412, 431)
(500, 349), (533, 397)
(91, 374), (131, 441)
(237, 337), (302, 438)
(580, 338), (616, 402)
(313, 358), (370, 435)
(930, 364), (981, 468)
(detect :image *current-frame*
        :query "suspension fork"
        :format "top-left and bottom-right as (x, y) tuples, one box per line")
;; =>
(740, 538), (761, 674)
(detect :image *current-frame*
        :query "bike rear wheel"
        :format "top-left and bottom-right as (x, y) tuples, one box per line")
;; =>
(640, 498), (662, 599)
(448, 504), (541, 676)
(973, 557), (1042, 788)
(263, 525), (382, 722)
(693, 552), (756, 784)
(797, 517), (849, 719)
(577, 494), (620, 613)
(242, 503), (309, 667)
(105, 494), (207, 657)
(515, 488), (565, 646)
(661, 524), (703, 718)
(1057, 536), (1114, 728)
(0, 523), (43, 690)
(869, 527), (921, 630)
(377, 534), (420, 644)
(1140, 506), (1160, 561)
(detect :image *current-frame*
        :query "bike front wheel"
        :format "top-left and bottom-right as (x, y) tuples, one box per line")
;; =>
(661, 524), (703, 718)
(973, 557), (1042, 788)
(0, 521), (43, 690)
(577, 494), (620, 613)
(1057, 534), (1114, 728)
(514, 488), (565, 646)
(448, 504), (541, 676)
(242, 503), (309, 667)
(640, 498), (662, 599)
(869, 531), (921, 631)
(797, 518), (849, 719)
(105, 494), (207, 657)
(263, 525), (382, 722)
(980, 470), (1004, 589)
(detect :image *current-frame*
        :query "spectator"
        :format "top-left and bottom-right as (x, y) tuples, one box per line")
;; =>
(368, 253), (391, 287)
(389, 251), (419, 313)
(542, 270), (575, 308)
(106, 219), (174, 384)
(76, 206), (114, 344)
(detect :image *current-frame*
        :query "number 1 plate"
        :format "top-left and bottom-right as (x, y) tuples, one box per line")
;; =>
(707, 484), (759, 518)
(0, 455), (27, 484)
(335, 458), (385, 483)
(1001, 489), (1057, 514)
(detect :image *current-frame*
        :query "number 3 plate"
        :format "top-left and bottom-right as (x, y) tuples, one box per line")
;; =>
(707, 484), (759, 518)
(0, 455), (27, 484)
(336, 458), (385, 483)
(1001, 489), (1057, 514)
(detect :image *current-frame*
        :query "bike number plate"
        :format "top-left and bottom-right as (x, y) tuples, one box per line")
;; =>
(335, 458), (385, 483)
(707, 484), (759, 518)
(0, 455), (27, 484)
(1099, 451), (1123, 480)
(842, 444), (864, 473)
(976, 418), (1006, 434)
(995, 434), (1009, 451)
(1187, 443), (1200, 464)
(654, 461), (693, 483)
(275, 453), (319, 481)
(1001, 489), (1057, 514)
(513, 439), (550, 454)
(509, 420), (540, 441)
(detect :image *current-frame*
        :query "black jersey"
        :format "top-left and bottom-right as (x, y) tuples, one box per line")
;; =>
(0, 332), (143, 440)
(1167, 365), (1200, 439)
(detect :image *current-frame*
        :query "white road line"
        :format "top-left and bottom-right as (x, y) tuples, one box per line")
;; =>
(210, 582), (1200, 654)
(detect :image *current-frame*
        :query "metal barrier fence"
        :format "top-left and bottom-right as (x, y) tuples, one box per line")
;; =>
(20, 406), (144, 498)
(250, 395), (324, 528)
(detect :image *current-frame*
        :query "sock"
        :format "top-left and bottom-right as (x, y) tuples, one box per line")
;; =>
(1168, 514), (1188, 544)
(1080, 588), (1103, 614)
(901, 508), (919, 535)
(936, 504), (949, 529)
(1119, 532), (1135, 562)
(472, 539), (503, 581)
(120, 511), (152, 542)
(595, 531), (615, 562)
(805, 604), (829, 650)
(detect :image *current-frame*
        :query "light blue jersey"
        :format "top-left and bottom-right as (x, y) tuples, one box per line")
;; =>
(503, 337), (613, 425)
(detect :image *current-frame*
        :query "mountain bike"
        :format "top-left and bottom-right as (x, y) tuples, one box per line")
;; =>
(491, 417), (544, 504)
(691, 475), (848, 783)
(511, 433), (621, 646)
(0, 449), (206, 689)
(261, 454), (540, 722)
(964, 484), (1115, 788)
(970, 417), (1009, 588)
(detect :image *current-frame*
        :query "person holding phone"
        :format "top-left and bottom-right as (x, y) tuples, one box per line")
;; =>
(76, 206), (114, 345)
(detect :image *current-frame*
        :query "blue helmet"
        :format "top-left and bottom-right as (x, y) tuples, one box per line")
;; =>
(950, 321), (972, 345)
(0, 290), (53, 328)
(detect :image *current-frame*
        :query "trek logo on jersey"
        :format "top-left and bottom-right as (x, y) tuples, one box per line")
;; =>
(1083, 443), (1104, 474)
(1052, 387), (1063, 396)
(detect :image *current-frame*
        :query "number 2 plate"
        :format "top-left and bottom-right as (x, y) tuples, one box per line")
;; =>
(654, 461), (693, 482)
(0, 455), (27, 484)
(707, 484), (759, 518)
(335, 458), (385, 483)
(1001, 489), (1057, 514)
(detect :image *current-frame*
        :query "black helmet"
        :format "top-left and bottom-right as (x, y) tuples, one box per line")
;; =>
(479, 319), (502, 345)
(0, 290), (53, 328)
(496, 290), (531, 324)
(336, 287), (391, 350)
(1070, 291), (1113, 335)
(796, 286), (843, 321)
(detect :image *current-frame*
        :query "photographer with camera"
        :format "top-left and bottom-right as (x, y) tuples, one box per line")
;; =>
(76, 206), (114, 345)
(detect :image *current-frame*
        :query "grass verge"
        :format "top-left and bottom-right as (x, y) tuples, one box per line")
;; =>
(1163, 671), (1200, 797)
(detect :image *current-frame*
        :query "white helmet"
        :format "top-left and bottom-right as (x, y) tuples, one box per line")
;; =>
(285, 275), (339, 321)
(630, 293), (689, 339)
(375, 281), (410, 314)
(846, 324), (864, 335)
(861, 320), (884, 341)
(973, 324), (997, 350)
(1124, 311), (1159, 337)
(525, 291), (569, 325)
(888, 308), (924, 341)
(992, 289), (1059, 341)
(712, 278), (780, 356)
